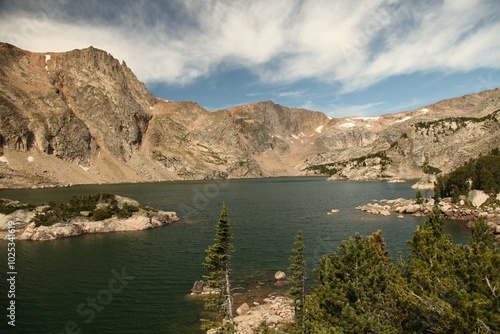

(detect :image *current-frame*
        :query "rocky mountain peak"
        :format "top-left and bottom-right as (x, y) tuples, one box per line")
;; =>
(0, 42), (155, 166)
(0, 43), (499, 188)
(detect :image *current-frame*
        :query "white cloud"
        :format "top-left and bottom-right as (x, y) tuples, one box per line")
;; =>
(330, 102), (386, 118)
(0, 0), (498, 93)
(278, 90), (308, 98)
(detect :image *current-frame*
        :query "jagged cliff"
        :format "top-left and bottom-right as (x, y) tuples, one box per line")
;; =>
(0, 43), (499, 188)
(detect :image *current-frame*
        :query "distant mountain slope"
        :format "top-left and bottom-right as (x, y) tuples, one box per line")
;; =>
(0, 42), (499, 188)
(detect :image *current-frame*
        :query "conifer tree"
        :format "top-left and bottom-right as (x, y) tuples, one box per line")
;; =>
(305, 231), (402, 333)
(287, 230), (306, 332)
(470, 216), (494, 248)
(415, 190), (424, 204)
(401, 206), (458, 331)
(201, 203), (236, 333)
(401, 206), (500, 332)
(464, 217), (500, 331)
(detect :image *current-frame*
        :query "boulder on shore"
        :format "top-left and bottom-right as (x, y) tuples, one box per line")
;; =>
(236, 302), (250, 316)
(468, 190), (489, 208)
(274, 271), (286, 281)
(191, 280), (206, 294)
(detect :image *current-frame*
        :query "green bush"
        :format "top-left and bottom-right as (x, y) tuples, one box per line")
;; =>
(422, 164), (442, 175)
(0, 201), (37, 215)
(0, 202), (19, 215)
(117, 203), (139, 219)
(32, 211), (60, 227)
(92, 206), (114, 221)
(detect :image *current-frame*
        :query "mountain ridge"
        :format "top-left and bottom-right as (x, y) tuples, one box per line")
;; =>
(0, 43), (499, 188)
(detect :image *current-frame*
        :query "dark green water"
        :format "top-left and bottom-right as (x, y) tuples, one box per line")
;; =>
(0, 177), (470, 334)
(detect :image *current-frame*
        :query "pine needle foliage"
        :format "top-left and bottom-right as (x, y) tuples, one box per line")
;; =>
(288, 230), (307, 333)
(201, 203), (236, 334)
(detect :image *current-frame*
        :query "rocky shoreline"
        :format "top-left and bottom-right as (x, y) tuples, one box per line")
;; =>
(191, 273), (295, 334)
(0, 196), (179, 241)
(355, 194), (500, 242)
(229, 295), (294, 334)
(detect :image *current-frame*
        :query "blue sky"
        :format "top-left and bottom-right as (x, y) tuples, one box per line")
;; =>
(1, 0), (499, 117)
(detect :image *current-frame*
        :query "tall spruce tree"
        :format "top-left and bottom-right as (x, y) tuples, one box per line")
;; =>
(287, 230), (306, 333)
(201, 203), (236, 333)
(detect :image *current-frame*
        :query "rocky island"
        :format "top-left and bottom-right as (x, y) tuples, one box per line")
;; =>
(0, 194), (179, 241)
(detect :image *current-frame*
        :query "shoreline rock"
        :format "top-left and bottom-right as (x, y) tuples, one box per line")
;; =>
(274, 271), (286, 281)
(232, 295), (294, 334)
(195, 273), (294, 334)
(355, 194), (500, 242)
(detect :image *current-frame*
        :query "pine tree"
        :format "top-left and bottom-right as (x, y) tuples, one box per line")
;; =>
(465, 217), (500, 332)
(415, 190), (424, 204)
(470, 216), (493, 248)
(287, 230), (306, 333)
(401, 206), (500, 332)
(201, 203), (236, 333)
(401, 205), (459, 332)
(305, 231), (402, 333)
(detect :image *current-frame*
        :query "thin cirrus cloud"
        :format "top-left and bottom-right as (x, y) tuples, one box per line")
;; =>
(0, 0), (499, 98)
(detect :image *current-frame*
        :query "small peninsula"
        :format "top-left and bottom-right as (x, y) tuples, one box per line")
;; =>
(0, 193), (179, 241)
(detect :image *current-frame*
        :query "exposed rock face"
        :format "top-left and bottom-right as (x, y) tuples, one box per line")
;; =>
(411, 175), (437, 190)
(1, 42), (499, 188)
(0, 43), (152, 163)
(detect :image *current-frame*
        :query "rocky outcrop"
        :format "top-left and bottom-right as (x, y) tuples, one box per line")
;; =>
(231, 295), (294, 334)
(355, 193), (500, 242)
(0, 196), (179, 241)
(1, 43), (499, 188)
(20, 211), (178, 241)
(411, 175), (437, 190)
(189, 280), (220, 296)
